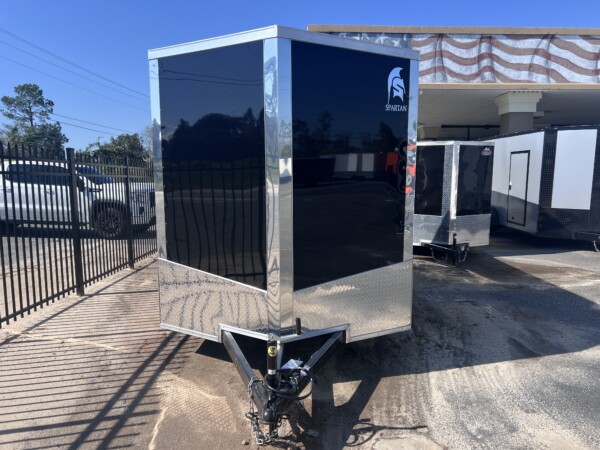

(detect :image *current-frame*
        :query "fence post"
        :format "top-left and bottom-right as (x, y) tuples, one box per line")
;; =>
(124, 156), (135, 269)
(67, 147), (85, 296)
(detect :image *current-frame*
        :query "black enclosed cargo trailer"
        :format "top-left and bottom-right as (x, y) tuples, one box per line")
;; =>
(148, 26), (419, 443)
(414, 141), (494, 263)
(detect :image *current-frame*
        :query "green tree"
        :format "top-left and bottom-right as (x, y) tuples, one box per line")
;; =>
(139, 124), (154, 162)
(83, 133), (150, 162)
(0, 83), (67, 155)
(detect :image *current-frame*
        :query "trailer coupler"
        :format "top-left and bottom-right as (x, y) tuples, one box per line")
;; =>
(423, 235), (470, 267)
(222, 329), (343, 445)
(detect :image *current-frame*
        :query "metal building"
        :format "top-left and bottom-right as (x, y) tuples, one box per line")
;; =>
(308, 26), (600, 140)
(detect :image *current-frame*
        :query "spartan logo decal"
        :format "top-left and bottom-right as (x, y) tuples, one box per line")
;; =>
(386, 67), (407, 112)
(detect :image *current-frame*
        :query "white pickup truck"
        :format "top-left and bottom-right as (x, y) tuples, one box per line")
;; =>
(0, 160), (155, 239)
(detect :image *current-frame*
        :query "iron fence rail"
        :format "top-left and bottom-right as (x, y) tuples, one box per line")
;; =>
(0, 143), (157, 327)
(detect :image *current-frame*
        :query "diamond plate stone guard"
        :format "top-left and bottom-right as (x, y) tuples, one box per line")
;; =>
(293, 260), (413, 342)
(158, 259), (269, 341)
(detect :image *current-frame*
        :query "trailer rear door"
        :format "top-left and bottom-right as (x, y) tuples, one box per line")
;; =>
(507, 151), (530, 226)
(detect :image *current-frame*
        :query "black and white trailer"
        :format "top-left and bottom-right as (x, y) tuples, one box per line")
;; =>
(490, 126), (600, 248)
(413, 141), (494, 264)
(148, 26), (419, 444)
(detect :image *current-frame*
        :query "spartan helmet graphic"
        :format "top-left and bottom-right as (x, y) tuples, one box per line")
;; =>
(388, 67), (405, 104)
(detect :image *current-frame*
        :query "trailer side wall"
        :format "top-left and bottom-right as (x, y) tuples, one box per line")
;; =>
(491, 131), (545, 234)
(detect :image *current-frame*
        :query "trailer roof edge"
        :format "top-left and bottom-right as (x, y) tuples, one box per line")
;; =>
(148, 25), (420, 61)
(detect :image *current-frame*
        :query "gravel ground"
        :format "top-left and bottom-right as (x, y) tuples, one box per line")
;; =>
(1, 229), (599, 449)
(151, 229), (600, 449)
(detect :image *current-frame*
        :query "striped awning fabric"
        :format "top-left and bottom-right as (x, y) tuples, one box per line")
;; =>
(336, 32), (600, 84)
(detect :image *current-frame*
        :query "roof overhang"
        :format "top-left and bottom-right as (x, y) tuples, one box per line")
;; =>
(307, 25), (600, 35)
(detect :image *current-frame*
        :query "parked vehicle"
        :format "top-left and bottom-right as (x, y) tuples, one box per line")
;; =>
(0, 160), (155, 239)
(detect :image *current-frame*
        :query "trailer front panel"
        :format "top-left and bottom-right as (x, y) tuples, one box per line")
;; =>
(149, 26), (420, 343)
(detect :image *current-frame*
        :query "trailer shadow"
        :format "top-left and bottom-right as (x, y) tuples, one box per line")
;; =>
(489, 226), (599, 254)
(196, 238), (600, 449)
(298, 248), (600, 449)
(0, 261), (196, 450)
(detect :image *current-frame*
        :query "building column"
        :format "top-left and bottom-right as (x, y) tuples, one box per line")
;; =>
(494, 91), (542, 134)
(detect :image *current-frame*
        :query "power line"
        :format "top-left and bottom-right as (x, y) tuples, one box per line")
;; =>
(59, 120), (120, 136)
(51, 113), (135, 134)
(0, 38), (148, 103)
(0, 54), (147, 112)
(0, 26), (149, 98)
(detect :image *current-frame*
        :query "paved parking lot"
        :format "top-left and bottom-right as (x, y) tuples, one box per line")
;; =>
(1, 230), (599, 449)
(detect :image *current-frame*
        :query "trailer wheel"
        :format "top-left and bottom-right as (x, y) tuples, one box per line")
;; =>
(94, 206), (126, 239)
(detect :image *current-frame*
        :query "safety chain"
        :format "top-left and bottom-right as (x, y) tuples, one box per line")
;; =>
(245, 377), (278, 446)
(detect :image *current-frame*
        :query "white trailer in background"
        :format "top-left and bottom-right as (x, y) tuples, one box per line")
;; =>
(490, 126), (600, 247)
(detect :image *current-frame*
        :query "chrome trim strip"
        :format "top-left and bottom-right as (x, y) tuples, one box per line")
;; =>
(264, 38), (294, 337)
(148, 25), (420, 62)
(449, 143), (460, 232)
(346, 325), (412, 343)
(160, 323), (218, 342)
(149, 59), (166, 260)
(276, 39), (294, 336)
(417, 140), (494, 147)
(148, 26), (278, 60)
(216, 324), (349, 344)
(403, 59), (419, 260)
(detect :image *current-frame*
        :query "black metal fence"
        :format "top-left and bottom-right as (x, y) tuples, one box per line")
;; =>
(0, 142), (157, 327)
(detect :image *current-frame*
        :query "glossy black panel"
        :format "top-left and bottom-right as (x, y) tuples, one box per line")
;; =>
(158, 42), (266, 289)
(291, 41), (411, 290)
(457, 145), (494, 216)
(415, 145), (445, 216)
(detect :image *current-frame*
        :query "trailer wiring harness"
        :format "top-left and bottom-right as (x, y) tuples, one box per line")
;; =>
(265, 367), (315, 401)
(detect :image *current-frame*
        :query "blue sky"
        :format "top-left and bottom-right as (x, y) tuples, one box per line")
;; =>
(2, 0), (599, 150)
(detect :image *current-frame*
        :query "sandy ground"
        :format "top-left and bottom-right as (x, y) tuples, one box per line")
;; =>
(1, 229), (599, 449)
